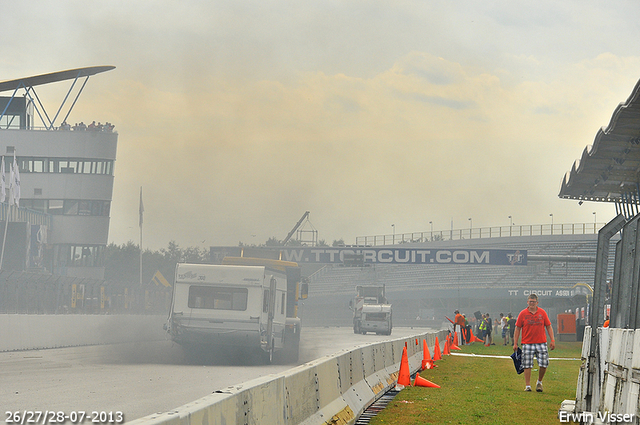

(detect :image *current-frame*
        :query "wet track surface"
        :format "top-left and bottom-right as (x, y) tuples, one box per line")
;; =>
(0, 326), (435, 422)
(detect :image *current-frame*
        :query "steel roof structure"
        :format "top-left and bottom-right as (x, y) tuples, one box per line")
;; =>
(0, 66), (115, 130)
(559, 78), (640, 217)
(0, 66), (114, 93)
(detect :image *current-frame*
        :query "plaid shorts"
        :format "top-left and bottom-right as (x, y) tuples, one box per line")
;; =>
(521, 343), (549, 369)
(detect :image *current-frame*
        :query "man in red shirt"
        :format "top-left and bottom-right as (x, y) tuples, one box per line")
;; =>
(513, 294), (555, 392)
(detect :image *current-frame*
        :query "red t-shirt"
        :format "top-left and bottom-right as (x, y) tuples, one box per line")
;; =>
(516, 307), (551, 344)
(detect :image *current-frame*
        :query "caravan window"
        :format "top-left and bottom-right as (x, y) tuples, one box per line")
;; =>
(188, 286), (248, 311)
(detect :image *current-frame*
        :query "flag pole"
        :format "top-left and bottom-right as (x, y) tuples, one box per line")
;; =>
(139, 186), (144, 286)
(0, 204), (9, 270)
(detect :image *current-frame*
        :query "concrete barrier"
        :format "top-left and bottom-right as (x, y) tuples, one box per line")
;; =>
(128, 329), (448, 425)
(339, 346), (373, 421)
(0, 314), (166, 351)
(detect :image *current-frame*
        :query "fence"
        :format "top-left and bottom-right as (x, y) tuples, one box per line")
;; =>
(0, 270), (171, 314)
(356, 222), (603, 246)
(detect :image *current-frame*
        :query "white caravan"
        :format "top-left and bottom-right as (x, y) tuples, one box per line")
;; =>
(167, 259), (304, 363)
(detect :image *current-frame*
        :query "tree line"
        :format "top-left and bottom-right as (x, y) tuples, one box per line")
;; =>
(105, 237), (347, 285)
(104, 241), (210, 286)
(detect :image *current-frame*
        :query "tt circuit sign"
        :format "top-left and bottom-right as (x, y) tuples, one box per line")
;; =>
(210, 246), (527, 266)
(280, 248), (526, 265)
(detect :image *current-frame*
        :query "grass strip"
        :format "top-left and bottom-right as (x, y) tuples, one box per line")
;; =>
(369, 341), (582, 425)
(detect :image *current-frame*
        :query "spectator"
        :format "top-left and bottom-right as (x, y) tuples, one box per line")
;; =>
(484, 314), (494, 346)
(479, 314), (487, 341)
(464, 314), (471, 343)
(454, 310), (466, 345)
(507, 313), (516, 345)
(501, 313), (508, 345)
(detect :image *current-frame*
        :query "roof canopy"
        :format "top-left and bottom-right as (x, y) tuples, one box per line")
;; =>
(560, 78), (640, 210)
(0, 66), (114, 93)
(0, 66), (115, 130)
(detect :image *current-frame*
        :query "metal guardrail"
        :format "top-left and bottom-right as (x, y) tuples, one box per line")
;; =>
(356, 222), (603, 246)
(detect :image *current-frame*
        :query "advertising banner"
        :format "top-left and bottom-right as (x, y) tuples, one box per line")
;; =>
(280, 247), (526, 265)
(210, 246), (527, 266)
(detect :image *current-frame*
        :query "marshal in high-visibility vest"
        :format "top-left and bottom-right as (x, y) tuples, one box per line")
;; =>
(151, 270), (171, 287)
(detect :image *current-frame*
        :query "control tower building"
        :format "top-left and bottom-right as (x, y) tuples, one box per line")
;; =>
(0, 66), (117, 279)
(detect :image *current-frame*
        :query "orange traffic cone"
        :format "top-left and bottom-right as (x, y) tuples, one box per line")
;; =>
(396, 346), (411, 388)
(421, 339), (433, 370)
(470, 328), (483, 343)
(450, 332), (462, 351)
(433, 337), (442, 361)
(445, 339), (452, 355)
(413, 372), (440, 388)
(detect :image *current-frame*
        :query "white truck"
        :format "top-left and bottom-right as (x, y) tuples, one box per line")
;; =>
(166, 257), (306, 363)
(350, 285), (392, 335)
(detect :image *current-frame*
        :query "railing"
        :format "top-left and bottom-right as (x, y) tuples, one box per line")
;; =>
(1, 125), (116, 133)
(0, 203), (51, 226)
(355, 223), (604, 246)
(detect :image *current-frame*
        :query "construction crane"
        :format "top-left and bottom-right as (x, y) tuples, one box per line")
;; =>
(282, 211), (310, 245)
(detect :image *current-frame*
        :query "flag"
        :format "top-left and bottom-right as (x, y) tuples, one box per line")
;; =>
(10, 152), (19, 207)
(8, 154), (14, 206)
(139, 187), (144, 228)
(0, 156), (5, 203)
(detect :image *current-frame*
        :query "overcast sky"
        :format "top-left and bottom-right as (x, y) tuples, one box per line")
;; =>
(2, 1), (640, 250)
